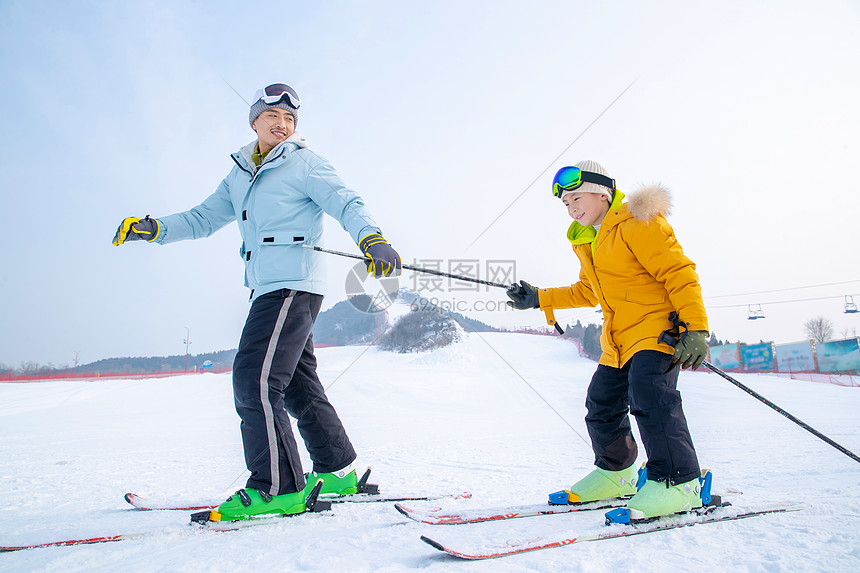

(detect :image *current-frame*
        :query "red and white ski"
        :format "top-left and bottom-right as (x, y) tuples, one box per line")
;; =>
(125, 490), (471, 511)
(395, 498), (630, 525)
(396, 487), (741, 526)
(419, 502), (805, 560)
(2, 482), (333, 552)
(1, 533), (148, 552)
(125, 466), (469, 510)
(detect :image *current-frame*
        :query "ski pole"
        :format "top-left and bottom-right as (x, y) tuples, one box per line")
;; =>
(659, 312), (860, 465)
(302, 244), (513, 290)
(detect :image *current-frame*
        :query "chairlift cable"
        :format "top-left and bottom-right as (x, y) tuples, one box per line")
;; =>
(707, 280), (860, 299)
(709, 293), (860, 309)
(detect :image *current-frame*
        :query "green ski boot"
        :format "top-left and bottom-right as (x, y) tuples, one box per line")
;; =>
(212, 487), (308, 521)
(625, 476), (703, 520)
(306, 466), (379, 496)
(191, 480), (330, 524)
(549, 463), (641, 505)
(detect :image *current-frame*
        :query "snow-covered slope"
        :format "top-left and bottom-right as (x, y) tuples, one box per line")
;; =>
(1, 333), (859, 571)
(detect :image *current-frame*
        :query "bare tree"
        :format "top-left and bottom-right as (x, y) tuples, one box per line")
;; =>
(804, 316), (833, 342)
(19, 361), (40, 375)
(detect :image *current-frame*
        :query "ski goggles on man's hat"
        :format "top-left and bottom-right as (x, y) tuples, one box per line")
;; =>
(251, 83), (302, 109)
(552, 166), (616, 198)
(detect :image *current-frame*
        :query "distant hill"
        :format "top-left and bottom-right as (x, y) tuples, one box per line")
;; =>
(394, 290), (499, 333)
(311, 290), (500, 348)
(312, 294), (389, 345)
(61, 349), (237, 376)
(9, 291), (501, 376)
(379, 309), (465, 353)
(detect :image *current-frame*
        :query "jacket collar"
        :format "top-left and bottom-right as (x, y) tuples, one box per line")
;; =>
(233, 132), (310, 174)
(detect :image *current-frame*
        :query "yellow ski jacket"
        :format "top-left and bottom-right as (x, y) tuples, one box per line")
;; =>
(538, 184), (708, 368)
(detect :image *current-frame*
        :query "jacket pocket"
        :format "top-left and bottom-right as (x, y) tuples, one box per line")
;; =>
(252, 229), (310, 284)
(624, 290), (667, 306)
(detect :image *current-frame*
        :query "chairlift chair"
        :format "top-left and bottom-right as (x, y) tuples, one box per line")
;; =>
(845, 295), (859, 314)
(748, 304), (765, 320)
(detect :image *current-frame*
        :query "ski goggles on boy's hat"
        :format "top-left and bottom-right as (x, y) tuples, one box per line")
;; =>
(251, 83), (302, 109)
(552, 166), (616, 199)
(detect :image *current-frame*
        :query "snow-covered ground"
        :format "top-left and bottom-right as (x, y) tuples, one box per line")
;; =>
(1, 332), (859, 572)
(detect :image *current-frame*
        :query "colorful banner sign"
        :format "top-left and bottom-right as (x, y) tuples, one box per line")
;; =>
(774, 342), (816, 372)
(740, 343), (776, 372)
(816, 338), (860, 373)
(708, 344), (741, 370)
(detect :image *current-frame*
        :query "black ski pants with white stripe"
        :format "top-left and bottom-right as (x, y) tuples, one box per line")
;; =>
(233, 289), (356, 496)
(585, 350), (700, 485)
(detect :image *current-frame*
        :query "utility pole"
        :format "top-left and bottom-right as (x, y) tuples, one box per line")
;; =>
(183, 327), (192, 372)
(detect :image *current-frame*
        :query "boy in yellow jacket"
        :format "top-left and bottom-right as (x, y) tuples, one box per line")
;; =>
(506, 160), (710, 520)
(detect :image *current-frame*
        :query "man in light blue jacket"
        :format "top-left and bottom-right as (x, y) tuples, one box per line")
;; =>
(113, 83), (402, 520)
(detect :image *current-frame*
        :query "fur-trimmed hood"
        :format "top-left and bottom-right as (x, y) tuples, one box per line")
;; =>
(626, 183), (672, 222)
(567, 184), (673, 245)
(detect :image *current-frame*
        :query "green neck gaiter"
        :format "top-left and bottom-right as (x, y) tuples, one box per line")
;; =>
(252, 143), (271, 167)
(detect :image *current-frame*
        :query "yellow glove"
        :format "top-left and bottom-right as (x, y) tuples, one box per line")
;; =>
(112, 216), (161, 246)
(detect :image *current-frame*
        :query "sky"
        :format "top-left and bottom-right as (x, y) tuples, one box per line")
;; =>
(1, 0), (859, 368)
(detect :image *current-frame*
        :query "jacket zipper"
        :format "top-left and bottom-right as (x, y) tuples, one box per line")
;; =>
(231, 154), (254, 178)
(589, 235), (621, 361)
(232, 144), (293, 295)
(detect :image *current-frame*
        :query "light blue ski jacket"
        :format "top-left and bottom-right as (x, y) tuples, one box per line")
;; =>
(155, 133), (381, 300)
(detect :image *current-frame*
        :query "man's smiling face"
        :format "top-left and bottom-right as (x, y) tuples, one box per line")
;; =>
(252, 108), (296, 153)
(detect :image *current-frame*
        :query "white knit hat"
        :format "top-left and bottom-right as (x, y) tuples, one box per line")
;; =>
(560, 160), (614, 202)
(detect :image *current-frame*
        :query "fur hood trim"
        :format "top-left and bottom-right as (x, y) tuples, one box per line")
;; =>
(626, 184), (672, 222)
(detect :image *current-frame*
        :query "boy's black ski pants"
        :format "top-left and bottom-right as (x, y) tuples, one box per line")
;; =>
(585, 349), (700, 485)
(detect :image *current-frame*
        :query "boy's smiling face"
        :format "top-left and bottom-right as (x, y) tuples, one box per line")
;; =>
(562, 191), (611, 227)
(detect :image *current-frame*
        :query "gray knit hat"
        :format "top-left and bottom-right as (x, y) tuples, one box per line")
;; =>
(249, 83), (301, 128)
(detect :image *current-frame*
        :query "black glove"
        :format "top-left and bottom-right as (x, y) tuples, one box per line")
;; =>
(112, 216), (161, 246)
(673, 330), (709, 369)
(506, 280), (540, 310)
(359, 233), (402, 278)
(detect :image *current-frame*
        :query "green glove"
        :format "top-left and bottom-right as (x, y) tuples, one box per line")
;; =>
(505, 280), (540, 310)
(673, 330), (709, 369)
(112, 216), (161, 246)
(359, 233), (402, 278)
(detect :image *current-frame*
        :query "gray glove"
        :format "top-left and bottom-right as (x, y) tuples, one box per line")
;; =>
(506, 280), (540, 310)
(112, 216), (161, 245)
(359, 233), (402, 278)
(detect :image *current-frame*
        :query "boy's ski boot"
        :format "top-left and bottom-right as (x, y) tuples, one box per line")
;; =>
(192, 479), (330, 523)
(308, 465), (379, 496)
(605, 470), (719, 524)
(549, 463), (645, 505)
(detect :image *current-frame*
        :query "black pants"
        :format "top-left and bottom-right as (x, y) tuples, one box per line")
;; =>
(232, 289), (356, 496)
(585, 350), (700, 485)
